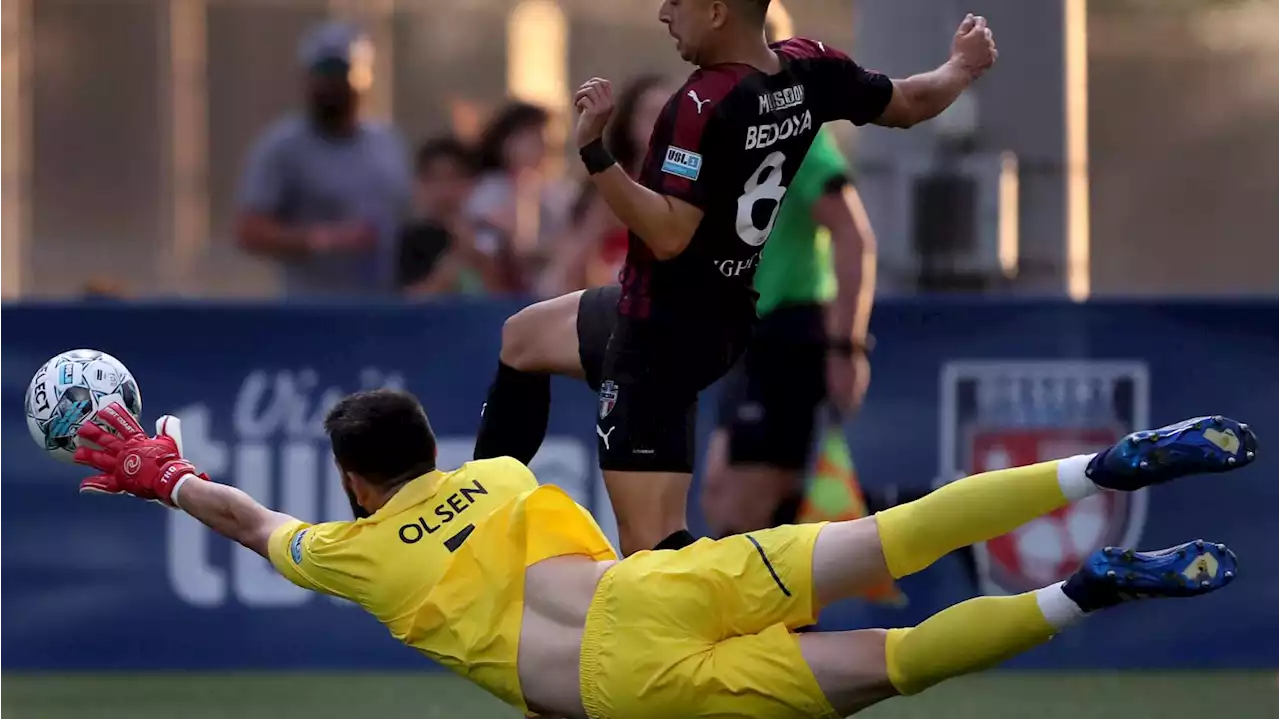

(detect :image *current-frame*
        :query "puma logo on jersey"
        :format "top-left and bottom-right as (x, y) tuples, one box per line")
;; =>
(745, 109), (813, 150)
(687, 90), (711, 114)
(596, 424), (616, 450)
(758, 84), (806, 114)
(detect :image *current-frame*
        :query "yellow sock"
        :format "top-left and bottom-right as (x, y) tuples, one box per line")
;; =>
(885, 592), (1057, 695)
(875, 459), (1088, 579)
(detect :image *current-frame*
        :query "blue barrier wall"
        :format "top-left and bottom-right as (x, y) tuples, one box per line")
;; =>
(3, 299), (1276, 670)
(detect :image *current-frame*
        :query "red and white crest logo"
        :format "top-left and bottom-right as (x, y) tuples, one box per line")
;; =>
(598, 380), (619, 420)
(940, 361), (1150, 595)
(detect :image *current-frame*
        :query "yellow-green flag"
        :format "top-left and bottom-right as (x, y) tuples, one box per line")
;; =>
(798, 420), (907, 606)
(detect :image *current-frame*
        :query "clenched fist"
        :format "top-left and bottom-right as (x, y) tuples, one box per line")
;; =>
(950, 14), (998, 79)
(574, 77), (615, 148)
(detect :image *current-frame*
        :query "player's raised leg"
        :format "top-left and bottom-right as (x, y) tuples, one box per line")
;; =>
(474, 290), (587, 464)
(799, 538), (1239, 716)
(809, 415), (1257, 605)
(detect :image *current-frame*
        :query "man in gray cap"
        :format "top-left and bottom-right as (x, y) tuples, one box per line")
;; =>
(235, 21), (412, 297)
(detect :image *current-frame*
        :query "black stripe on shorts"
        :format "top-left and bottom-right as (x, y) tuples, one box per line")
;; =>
(745, 534), (791, 597)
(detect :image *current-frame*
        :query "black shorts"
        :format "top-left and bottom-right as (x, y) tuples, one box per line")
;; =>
(715, 303), (828, 470)
(578, 286), (746, 473)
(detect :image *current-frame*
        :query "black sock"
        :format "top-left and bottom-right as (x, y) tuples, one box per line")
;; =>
(473, 361), (550, 465)
(653, 529), (696, 551)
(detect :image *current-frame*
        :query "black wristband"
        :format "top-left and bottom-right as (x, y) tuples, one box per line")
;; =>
(820, 173), (853, 195)
(828, 334), (874, 356)
(579, 138), (616, 175)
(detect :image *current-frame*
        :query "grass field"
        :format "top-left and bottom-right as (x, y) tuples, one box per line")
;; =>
(3, 672), (1275, 718)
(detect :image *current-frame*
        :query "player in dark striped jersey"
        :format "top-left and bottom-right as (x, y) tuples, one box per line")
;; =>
(475, 0), (998, 557)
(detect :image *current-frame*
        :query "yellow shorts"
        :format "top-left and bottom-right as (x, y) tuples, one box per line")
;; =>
(579, 523), (838, 719)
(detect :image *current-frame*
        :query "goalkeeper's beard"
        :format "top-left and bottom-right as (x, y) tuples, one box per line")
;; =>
(340, 464), (433, 520)
(343, 481), (371, 519)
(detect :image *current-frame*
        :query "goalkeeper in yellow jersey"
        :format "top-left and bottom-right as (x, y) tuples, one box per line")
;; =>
(74, 393), (1255, 719)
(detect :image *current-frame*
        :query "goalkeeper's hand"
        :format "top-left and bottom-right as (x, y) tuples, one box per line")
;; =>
(74, 402), (208, 507)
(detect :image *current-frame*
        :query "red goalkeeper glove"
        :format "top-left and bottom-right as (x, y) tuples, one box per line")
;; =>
(74, 402), (208, 507)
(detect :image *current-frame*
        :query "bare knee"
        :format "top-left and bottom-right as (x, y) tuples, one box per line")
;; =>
(703, 467), (792, 537)
(498, 292), (583, 375)
(499, 308), (540, 370)
(799, 629), (898, 716)
(701, 433), (802, 537)
(699, 431), (738, 537)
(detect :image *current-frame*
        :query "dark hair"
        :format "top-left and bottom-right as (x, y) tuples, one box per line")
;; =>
(741, 0), (771, 23)
(475, 102), (550, 172)
(416, 136), (476, 177)
(324, 389), (437, 485)
(605, 74), (669, 172)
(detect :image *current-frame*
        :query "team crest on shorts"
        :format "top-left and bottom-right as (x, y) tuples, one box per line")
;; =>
(940, 360), (1150, 595)
(598, 380), (619, 419)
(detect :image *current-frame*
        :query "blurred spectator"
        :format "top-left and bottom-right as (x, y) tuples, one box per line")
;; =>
(398, 137), (495, 296)
(234, 22), (412, 298)
(541, 75), (672, 295)
(81, 277), (129, 300)
(464, 102), (570, 293)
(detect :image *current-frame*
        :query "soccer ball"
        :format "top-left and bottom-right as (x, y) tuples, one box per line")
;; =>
(25, 349), (143, 462)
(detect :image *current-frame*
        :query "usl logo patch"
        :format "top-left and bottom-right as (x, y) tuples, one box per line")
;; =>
(290, 529), (309, 564)
(661, 146), (702, 180)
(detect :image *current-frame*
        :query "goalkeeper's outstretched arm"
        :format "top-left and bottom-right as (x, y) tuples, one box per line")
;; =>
(172, 476), (295, 559)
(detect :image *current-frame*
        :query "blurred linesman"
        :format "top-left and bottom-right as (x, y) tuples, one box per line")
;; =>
(235, 21), (412, 298)
(701, 16), (954, 596)
(702, 12), (878, 540)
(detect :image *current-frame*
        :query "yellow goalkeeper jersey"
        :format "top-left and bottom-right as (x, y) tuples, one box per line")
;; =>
(267, 457), (618, 713)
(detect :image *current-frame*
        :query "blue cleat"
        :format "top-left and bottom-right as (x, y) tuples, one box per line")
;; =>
(1085, 415), (1258, 491)
(1062, 540), (1238, 612)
